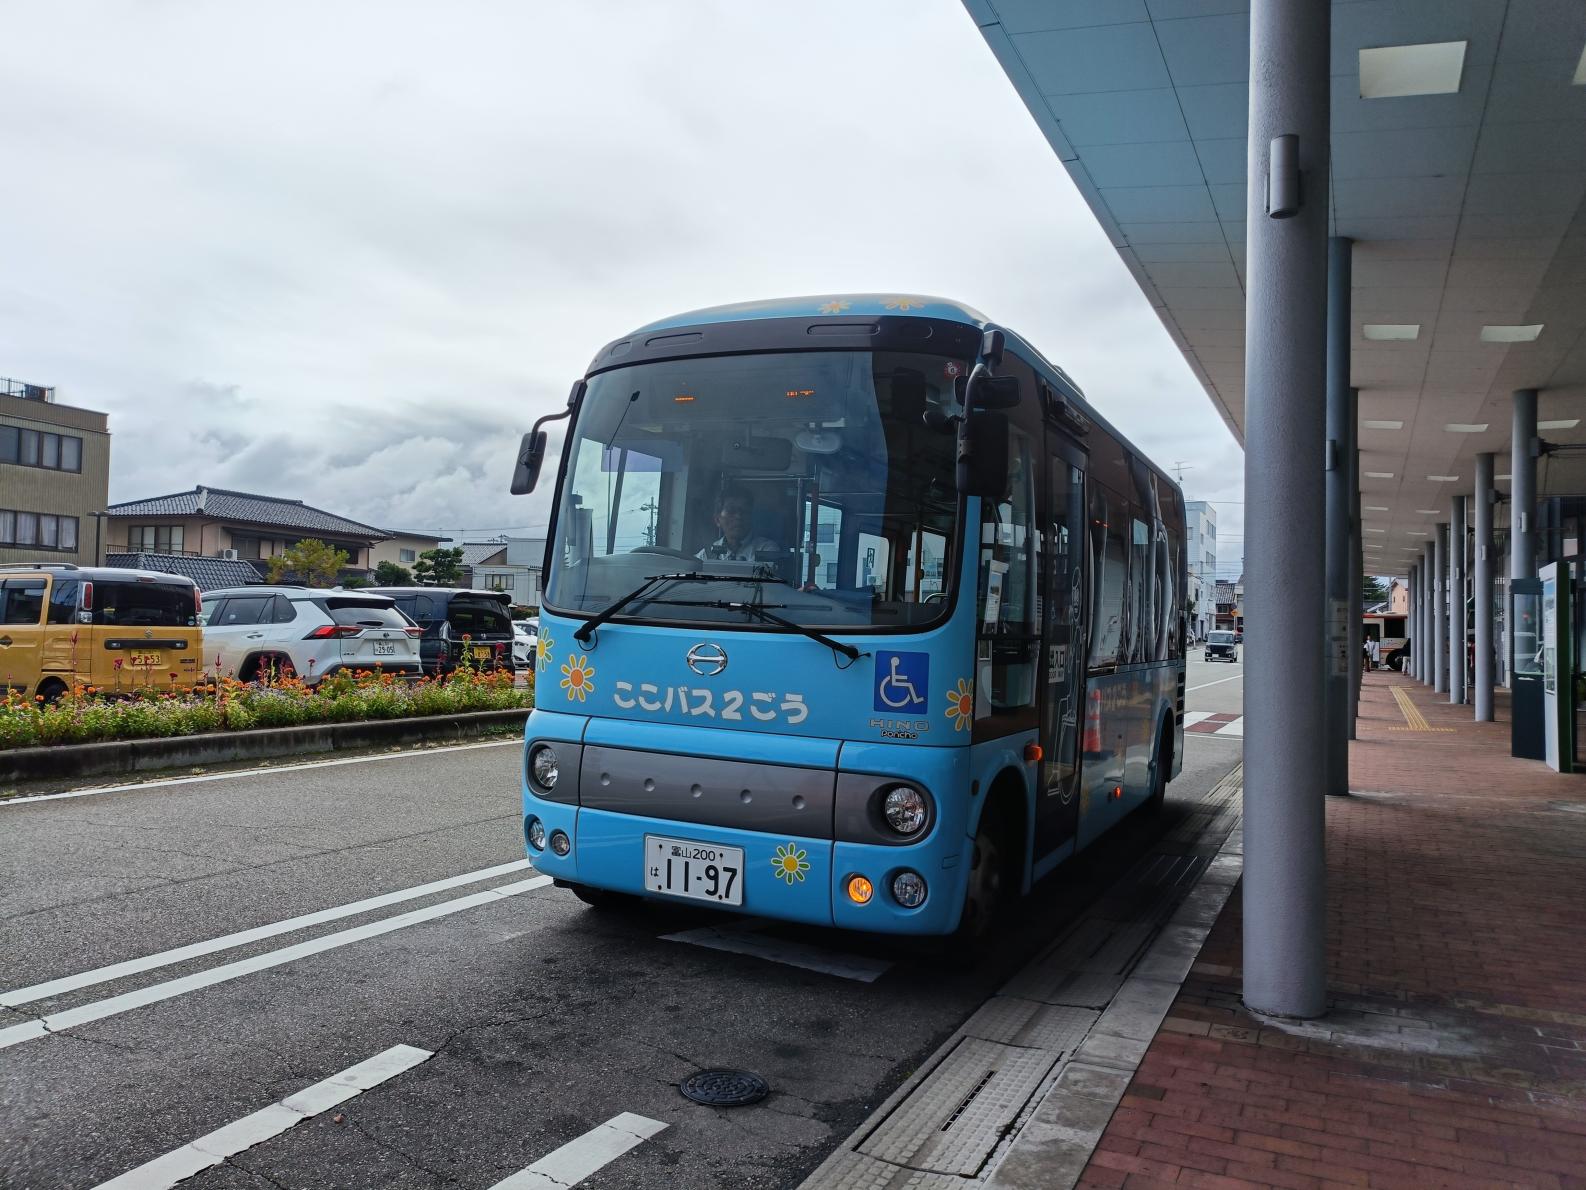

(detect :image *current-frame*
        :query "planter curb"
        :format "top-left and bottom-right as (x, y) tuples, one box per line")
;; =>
(0, 708), (530, 784)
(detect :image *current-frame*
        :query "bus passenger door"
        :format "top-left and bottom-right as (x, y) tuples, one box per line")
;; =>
(1035, 446), (1087, 857)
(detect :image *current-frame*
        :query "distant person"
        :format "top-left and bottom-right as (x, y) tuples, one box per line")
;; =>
(1368, 637), (1381, 670)
(697, 488), (779, 562)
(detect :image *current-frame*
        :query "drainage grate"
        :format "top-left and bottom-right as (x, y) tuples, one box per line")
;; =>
(857, 1037), (1055, 1177)
(680, 1069), (769, 1107)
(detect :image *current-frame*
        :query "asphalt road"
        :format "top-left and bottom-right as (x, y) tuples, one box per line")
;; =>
(1, 700), (1241, 1190)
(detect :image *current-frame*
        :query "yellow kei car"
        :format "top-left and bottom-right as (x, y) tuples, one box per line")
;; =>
(0, 564), (203, 701)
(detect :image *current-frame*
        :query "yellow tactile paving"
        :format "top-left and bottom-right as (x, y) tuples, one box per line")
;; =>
(1389, 684), (1456, 732)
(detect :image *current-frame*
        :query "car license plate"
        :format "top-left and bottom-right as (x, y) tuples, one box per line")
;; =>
(373, 640), (396, 656)
(126, 652), (161, 669)
(472, 646), (491, 660)
(645, 835), (744, 906)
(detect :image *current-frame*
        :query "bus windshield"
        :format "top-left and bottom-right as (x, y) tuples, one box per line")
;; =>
(545, 350), (965, 630)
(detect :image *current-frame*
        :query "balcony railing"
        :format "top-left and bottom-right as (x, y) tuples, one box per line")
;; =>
(1, 377), (54, 402)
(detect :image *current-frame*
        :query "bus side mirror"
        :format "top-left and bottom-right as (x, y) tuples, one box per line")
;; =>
(510, 430), (548, 495)
(957, 409), (1010, 500)
(972, 374), (1021, 410)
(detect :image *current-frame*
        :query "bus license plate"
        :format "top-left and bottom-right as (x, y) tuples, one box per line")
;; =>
(645, 836), (744, 906)
(372, 641), (396, 656)
(126, 652), (161, 669)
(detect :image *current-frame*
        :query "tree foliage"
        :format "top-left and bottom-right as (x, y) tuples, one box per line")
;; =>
(414, 546), (465, 586)
(1362, 574), (1389, 604)
(374, 560), (414, 585)
(264, 538), (349, 586)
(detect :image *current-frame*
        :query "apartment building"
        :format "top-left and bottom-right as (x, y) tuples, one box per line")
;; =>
(0, 377), (112, 566)
(1185, 500), (1217, 640)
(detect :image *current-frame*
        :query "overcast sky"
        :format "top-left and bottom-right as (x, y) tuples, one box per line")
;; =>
(2, 0), (1245, 580)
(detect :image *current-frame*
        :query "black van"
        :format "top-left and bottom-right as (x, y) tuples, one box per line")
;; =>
(365, 587), (516, 677)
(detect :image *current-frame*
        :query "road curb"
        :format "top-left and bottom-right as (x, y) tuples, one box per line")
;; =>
(0, 709), (530, 784)
(801, 763), (1244, 1190)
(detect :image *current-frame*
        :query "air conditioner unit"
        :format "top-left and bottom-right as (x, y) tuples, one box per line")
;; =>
(219, 548), (240, 561)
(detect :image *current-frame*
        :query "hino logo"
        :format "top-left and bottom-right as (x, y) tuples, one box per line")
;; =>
(685, 643), (728, 677)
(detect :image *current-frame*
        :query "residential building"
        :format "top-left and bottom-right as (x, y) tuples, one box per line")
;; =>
(1185, 500), (1217, 640)
(105, 485), (389, 580)
(1388, 578), (1409, 615)
(369, 530), (446, 574)
(461, 536), (545, 609)
(0, 377), (111, 566)
(1214, 580), (1243, 634)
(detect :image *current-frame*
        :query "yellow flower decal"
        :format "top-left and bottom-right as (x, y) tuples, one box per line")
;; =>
(536, 630), (554, 672)
(559, 653), (595, 702)
(772, 842), (810, 884)
(817, 299), (851, 315)
(884, 297), (927, 311)
(946, 677), (974, 731)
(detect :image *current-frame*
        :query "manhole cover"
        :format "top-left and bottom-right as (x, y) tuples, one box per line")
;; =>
(680, 1069), (768, 1107)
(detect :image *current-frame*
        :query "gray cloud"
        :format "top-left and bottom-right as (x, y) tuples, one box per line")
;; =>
(1, 0), (1240, 564)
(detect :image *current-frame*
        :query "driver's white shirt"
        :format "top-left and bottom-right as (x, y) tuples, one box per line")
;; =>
(696, 535), (779, 562)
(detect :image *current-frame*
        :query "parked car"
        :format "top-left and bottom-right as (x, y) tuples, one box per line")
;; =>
(0, 564), (203, 701)
(200, 586), (422, 684)
(511, 618), (538, 668)
(1204, 629), (1239, 663)
(365, 587), (517, 677)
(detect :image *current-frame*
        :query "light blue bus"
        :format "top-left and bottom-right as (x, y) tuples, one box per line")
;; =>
(511, 295), (1185, 946)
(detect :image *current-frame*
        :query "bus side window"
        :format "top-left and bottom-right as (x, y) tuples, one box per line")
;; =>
(1088, 487), (1127, 669)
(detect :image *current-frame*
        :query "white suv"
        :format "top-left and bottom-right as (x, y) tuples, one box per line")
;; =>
(200, 587), (422, 684)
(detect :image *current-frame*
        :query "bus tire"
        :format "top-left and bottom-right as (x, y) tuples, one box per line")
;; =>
(946, 808), (1012, 960)
(1145, 725), (1171, 814)
(567, 882), (638, 912)
(36, 678), (67, 706)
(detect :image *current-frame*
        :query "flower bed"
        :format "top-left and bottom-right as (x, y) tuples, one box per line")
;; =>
(0, 668), (534, 750)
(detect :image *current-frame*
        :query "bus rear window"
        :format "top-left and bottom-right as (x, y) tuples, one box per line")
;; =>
(92, 581), (196, 627)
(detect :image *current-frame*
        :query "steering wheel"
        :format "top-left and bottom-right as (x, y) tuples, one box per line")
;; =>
(628, 546), (696, 560)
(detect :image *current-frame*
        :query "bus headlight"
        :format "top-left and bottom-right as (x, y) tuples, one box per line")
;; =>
(891, 871), (927, 908)
(530, 744), (559, 791)
(882, 786), (928, 836)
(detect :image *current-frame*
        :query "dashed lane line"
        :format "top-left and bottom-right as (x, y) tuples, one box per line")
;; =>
(0, 877), (553, 1051)
(1, 858), (535, 1009)
(92, 1044), (433, 1190)
(487, 1113), (669, 1190)
(0, 738), (520, 807)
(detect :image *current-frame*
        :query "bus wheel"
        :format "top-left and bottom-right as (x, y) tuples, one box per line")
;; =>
(36, 679), (67, 706)
(947, 812), (1009, 959)
(567, 882), (638, 912)
(1145, 728), (1171, 814)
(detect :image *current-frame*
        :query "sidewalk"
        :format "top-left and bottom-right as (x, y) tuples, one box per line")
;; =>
(1076, 671), (1586, 1190)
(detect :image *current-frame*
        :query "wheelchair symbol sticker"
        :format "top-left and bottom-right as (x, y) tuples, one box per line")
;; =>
(875, 651), (929, 713)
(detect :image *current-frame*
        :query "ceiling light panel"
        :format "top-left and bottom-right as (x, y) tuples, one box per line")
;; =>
(1365, 471), (1396, 479)
(1365, 528), (1387, 534)
(1539, 419), (1580, 430)
(1362, 419), (1404, 430)
(1574, 43), (1586, 86)
(1365, 505), (1389, 512)
(1444, 423), (1488, 433)
(1359, 41), (1467, 99)
(1479, 324), (1544, 342)
(1427, 474), (1459, 482)
(1416, 509), (1441, 515)
(1362, 324), (1421, 341)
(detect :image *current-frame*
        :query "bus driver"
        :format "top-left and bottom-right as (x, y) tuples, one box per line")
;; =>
(697, 488), (780, 562)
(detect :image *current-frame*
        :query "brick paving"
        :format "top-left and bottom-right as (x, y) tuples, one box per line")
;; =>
(1078, 670), (1586, 1189)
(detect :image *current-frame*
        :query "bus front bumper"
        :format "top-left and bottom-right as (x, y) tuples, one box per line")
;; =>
(522, 804), (971, 936)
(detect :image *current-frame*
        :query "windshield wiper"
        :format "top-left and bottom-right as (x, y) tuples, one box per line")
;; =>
(645, 597), (860, 662)
(573, 572), (771, 644)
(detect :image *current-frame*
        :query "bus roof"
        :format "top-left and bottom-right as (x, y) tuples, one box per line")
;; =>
(619, 294), (1182, 498)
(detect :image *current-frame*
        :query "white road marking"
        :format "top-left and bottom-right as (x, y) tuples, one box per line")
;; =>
(1214, 717), (1244, 738)
(0, 876), (552, 1051)
(0, 738), (520, 806)
(662, 921), (893, 983)
(93, 1044), (432, 1190)
(488, 1113), (668, 1190)
(1181, 711), (1213, 726)
(1, 859), (535, 1009)
(1187, 671), (1243, 693)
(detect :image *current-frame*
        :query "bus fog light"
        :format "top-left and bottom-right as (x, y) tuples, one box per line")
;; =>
(549, 830), (571, 856)
(891, 871), (927, 908)
(882, 786), (928, 835)
(530, 744), (560, 790)
(846, 875), (874, 905)
(526, 817), (546, 851)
